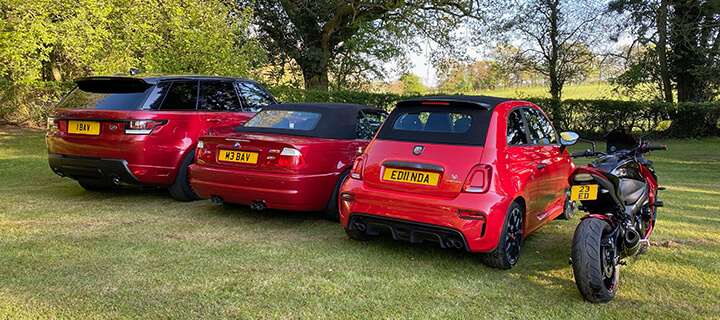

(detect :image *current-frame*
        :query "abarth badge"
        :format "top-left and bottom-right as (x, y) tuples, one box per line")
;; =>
(412, 145), (424, 155)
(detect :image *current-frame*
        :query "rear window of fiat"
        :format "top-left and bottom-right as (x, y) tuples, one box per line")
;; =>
(243, 110), (321, 131)
(376, 106), (491, 146)
(57, 81), (154, 110)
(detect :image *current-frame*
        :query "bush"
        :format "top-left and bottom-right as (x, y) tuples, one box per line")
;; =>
(0, 82), (74, 128)
(267, 86), (409, 112)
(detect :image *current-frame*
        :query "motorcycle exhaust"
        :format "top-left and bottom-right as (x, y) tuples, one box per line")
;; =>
(624, 228), (641, 256)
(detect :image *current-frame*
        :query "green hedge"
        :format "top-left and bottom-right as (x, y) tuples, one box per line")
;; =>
(2, 82), (719, 139)
(0, 81), (74, 128)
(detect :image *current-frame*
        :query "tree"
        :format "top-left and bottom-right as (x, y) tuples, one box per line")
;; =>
(437, 60), (501, 93)
(250, 0), (477, 91)
(610, 0), (720, 102)
(399, 73), (425, 95)
(480, 0), (610, 99)
(0, 0), (261, 83)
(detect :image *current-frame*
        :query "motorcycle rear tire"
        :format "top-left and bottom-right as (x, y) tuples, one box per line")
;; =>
(571, 218), (619, 303)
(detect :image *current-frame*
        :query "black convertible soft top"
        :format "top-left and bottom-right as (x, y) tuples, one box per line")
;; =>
(233, 103), (385, 139)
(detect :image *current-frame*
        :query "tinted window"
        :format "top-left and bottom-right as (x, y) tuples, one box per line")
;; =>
(57, 87), (152, 110)
(507, 109), (529, 145)
(357, 111), (387, 139)
(392, 112), (471, 133)
(523, 108), (557, 145)
(236, 82), (275, 112)
(376, 105), (491, 146)
(200, 81), (241, 111)
(244, 110), (320, 131)
(159, 81), (198, 110)
(143, 82), (171, 110)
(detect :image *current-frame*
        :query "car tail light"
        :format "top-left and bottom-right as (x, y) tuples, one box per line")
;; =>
(463, 165), (492, 193)
(350, 156), (366, 180)
(275, 147), (306, 167)
(196, 140), (213, 160)
(46, 118), (59, 131)
(125, 119), (167, 134)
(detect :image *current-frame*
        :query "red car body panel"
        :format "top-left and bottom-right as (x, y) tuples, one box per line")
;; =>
(189, 103), (386, 212)
(339, 97), (574, 253)
(45, 75), (271, 188)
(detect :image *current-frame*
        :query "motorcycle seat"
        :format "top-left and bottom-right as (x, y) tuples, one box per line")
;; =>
(619, 178), (648, 205)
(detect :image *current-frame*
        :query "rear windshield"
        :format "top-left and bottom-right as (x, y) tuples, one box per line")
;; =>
(376, 106), (492, 146)
(243, 110), (321, 131)
(57, 83), (153, 110)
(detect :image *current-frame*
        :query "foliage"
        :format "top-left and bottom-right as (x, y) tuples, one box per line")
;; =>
(437, 60), (501, 93)
(609, 0), (720, 102)
(250, 0), (477, 91)
(398, 73), (426, 95)
(267, 85), (407, 112)
(0, 81), (74, 127)
(526, 97), (720, 139)
(478, 0), (612, 99)
(0, 0), (262, 83)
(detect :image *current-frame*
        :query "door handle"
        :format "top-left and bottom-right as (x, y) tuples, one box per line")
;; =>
(537, 164), (547, 169)
(207, 118), (221, 123)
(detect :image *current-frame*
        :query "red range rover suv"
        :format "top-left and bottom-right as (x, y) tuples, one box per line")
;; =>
(45, 74), (277, 201)
(339, 96), (577, 269)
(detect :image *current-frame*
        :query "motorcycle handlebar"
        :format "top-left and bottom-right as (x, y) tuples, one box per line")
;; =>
(570, 150), (607, 158)
(641, 145), (668, 152)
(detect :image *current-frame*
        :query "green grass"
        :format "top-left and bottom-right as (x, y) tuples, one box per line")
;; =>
(1, 126), (719, 319)
(472, 83), (622, 100)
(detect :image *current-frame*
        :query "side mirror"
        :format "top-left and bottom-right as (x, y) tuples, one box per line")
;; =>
(560, 131), (579, 146)
(653, 120), (672, 132)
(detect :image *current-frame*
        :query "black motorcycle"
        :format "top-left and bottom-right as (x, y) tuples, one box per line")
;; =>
(565, 120), (671, 303)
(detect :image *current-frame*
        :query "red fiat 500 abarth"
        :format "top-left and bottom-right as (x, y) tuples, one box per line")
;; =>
(46, 74), (277, 201)
(189, 103), (387, 221)
(339, 96), (577, 269)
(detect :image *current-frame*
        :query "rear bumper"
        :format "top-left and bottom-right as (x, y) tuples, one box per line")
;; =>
(48, 153), (145, 186)
(189, 164), (339, 211)
(339, 178), (512, 252)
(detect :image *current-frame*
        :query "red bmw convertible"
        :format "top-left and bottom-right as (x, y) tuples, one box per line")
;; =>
(339, 96), (578, 269)
(189, 103), (387, 220)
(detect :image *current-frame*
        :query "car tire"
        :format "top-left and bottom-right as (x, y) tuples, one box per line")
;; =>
(321, 170), (350, 222)
(345, 227), (375, 242)
(169, 149), (202, 202)
(78, 180), (113, 191)
(556, 194), (576, 220)
(482, 201), (524, 270)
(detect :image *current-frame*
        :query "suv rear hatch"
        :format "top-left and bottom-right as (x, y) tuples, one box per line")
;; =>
(46, 77), (154, 159)
(360, 99), (494, 198)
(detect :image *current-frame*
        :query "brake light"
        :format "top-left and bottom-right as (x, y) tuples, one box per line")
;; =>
(46, 118), (59, 131)
(421, 101), (450, 106)
(276, 147), (306, 167)
(463, 165), (492, 193)
(350, 156), (366, 180)
(196, 140), (213, 160)
(125, 120), (167, 134)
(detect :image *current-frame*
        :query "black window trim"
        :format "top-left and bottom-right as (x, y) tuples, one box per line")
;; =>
(506, 105), (560, 147)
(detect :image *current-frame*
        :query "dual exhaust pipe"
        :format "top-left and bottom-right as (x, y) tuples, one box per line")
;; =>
(209, 196), (266, 211)
(445, 236), (464, 249)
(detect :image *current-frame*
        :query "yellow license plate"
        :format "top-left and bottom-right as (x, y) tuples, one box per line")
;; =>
(571, 185), (598, 201)
(218, 150), (258, 164)
(68, 120), (100, 135)
(382, 168), (440, 186)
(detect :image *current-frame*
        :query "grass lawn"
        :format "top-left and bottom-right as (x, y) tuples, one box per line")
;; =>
(472, 83), (623, 100)
(1, 126), (719, 319)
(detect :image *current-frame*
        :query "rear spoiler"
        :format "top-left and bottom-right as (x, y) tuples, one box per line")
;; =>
(74, 77), (153, 94)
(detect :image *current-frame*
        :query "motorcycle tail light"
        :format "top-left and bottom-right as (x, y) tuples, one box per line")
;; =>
(463, 165), (492, 193)
(125, 119), (167, 134)
(573, 173), (594, 182)
(350, 156), (366, 180)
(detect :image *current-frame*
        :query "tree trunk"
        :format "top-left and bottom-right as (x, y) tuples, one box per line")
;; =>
(548, 0), (561, 100)
(657, 0), (673, 102)
(302, 67), (330, 91)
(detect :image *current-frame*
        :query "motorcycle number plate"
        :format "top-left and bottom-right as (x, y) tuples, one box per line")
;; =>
(571, 185), (598, 201)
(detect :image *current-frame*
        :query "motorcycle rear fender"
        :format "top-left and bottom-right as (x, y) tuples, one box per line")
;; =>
(580, 213), (616, 227)
(569, 166), (625, 212)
